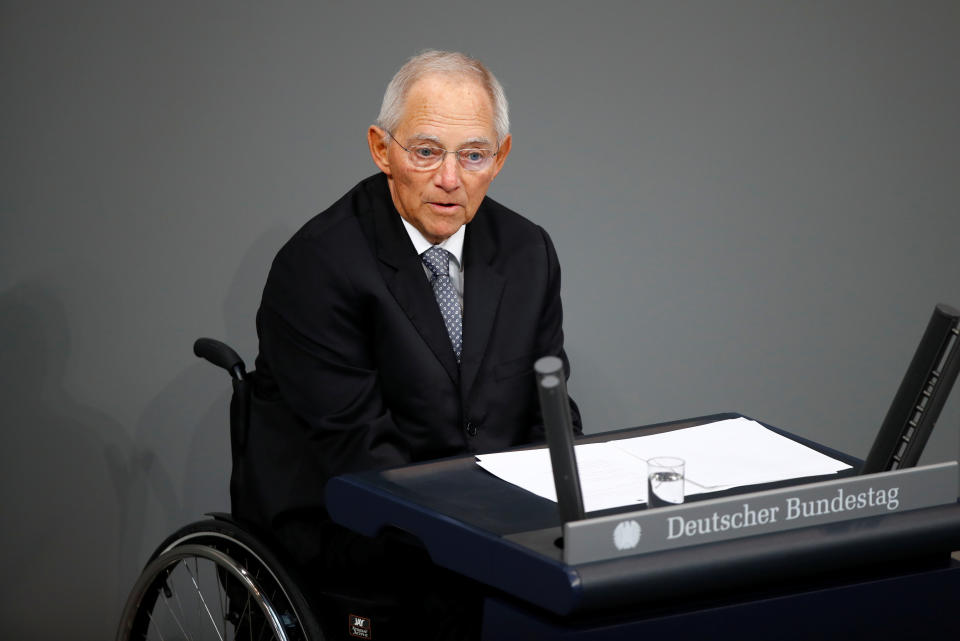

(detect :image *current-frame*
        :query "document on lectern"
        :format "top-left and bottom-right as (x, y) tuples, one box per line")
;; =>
(475, 417), (853, 512)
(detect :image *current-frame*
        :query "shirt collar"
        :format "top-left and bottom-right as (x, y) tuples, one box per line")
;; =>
(400, 218), (465, 268)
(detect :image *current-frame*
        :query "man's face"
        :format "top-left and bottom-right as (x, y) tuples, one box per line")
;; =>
(369, 74), (512, 244)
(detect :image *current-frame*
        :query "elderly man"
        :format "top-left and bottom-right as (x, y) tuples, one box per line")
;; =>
(240, 50), (579, 640)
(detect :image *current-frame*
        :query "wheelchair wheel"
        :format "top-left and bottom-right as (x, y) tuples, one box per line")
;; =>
(116, 516), (324, 641)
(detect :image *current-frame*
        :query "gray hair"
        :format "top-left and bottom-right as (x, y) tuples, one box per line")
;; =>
(376, 50), (510, 143)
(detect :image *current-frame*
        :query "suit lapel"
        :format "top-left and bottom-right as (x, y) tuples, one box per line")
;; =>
(460, 209), (506, 395)
(364, 176), (461, 384)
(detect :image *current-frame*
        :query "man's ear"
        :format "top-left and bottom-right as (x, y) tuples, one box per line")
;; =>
(490, 133), (512, 179)
(368, 125), (391, 176)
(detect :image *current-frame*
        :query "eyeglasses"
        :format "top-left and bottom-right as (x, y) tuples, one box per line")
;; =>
(386, 130), (498, 172)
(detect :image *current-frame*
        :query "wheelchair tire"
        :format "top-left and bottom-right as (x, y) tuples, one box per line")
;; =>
(116, 516), (324, 641)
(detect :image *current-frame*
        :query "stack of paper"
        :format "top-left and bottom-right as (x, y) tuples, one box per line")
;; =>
(475, 417), (852, 512)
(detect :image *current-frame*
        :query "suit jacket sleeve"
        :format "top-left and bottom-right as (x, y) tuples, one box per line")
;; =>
(252, 219), (413, 517)
(530, 225), (583, 439)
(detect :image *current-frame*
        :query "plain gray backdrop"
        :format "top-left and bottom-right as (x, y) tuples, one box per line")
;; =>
(2, 1), (958, 638)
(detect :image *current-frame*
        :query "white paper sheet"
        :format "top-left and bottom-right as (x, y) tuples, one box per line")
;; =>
(475, 417), (853, 512)
(476, 443), (648, 512)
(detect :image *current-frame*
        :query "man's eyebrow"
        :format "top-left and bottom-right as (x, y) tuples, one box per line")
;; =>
(459, 136), (494, 148)
(408, 133), (443, 145)
(407, 133), (494, 148)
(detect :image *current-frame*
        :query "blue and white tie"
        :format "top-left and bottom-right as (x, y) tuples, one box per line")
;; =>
(422, 246), (462, 362)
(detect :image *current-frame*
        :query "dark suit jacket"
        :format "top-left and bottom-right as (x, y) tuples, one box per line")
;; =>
(236, 173), (579, 537)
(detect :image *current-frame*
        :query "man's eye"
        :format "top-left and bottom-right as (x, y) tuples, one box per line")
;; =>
(413, 146), (439, 158)
(463, 150), (485, 162)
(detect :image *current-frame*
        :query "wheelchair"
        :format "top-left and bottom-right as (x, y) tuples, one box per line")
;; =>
(115, 339), (325, 641)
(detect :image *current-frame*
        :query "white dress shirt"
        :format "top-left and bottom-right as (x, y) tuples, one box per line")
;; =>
(400, 218), (465, 307)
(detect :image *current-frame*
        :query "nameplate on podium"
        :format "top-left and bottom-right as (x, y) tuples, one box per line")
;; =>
(563, 461), (958, 564)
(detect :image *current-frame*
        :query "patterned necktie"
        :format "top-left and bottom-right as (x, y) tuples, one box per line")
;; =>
(421, 246), (462, 362)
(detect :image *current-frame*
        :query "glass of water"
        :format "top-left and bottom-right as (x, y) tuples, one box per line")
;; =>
(647, 457), (685, 508)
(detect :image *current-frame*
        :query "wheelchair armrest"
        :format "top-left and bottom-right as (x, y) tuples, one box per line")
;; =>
(194, 338), (246, 381)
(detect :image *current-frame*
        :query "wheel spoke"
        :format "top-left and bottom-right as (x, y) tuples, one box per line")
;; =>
(255, 595), (268, 641)
(183, 559), (226, 641)
(162, 568), (188, 636)
(218, 571), (233, 641)
(240, 591), (255, 641)
(158, 577), (191, 641)
(145, 607), (169, 641)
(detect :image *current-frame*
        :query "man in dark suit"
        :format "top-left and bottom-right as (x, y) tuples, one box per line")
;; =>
(241, 50), (579, 640)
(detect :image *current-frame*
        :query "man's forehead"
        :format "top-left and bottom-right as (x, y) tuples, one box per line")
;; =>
(396, 74), (496, 140)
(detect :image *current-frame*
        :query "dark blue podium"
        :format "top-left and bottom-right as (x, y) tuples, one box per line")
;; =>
(326, 414), (960, 639)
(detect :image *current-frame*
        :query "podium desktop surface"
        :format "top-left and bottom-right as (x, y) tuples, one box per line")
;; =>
(325, 413), (960, 639)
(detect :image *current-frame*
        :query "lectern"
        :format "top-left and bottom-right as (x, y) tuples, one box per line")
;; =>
(326, 414), (960, 640)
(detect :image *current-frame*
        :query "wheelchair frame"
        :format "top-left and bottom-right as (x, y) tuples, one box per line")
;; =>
(115, 340), (325, 641)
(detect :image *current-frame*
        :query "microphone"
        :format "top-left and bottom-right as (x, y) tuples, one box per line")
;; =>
(535, 356), (585, 524)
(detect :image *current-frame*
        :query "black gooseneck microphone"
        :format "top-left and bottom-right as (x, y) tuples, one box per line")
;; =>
(535, 356), (585, 524)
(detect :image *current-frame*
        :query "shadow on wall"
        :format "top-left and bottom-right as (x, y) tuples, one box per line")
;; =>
(0, 281), (132, 637)
(124, 224), (292, 581)
(0, 227), (293, 639)
(222, 224), (295, 353)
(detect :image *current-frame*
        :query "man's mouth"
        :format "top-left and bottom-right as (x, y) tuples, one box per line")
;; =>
(428, 201), (460, 211)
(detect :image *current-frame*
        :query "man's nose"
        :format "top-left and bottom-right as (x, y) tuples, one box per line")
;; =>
(434, 152), (462, 191)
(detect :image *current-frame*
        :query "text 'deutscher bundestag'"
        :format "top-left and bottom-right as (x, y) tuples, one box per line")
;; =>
(563, 462), (958, 564)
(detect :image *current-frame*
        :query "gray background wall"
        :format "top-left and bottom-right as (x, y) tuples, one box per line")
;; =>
(2, 1), (958, 638)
